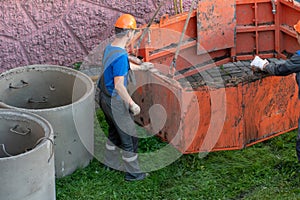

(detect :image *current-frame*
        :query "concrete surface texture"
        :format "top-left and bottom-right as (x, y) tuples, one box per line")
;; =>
(0, 0), (194, 73)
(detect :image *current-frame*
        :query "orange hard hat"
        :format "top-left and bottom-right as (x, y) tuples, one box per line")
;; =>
(294, 20), (300, 34)
(115, 14), (137, 29)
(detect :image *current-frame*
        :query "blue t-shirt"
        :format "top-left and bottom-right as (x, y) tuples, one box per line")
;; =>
(101, 44), (130, 97)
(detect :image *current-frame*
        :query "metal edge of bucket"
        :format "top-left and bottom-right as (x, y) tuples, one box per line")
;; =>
(0, 108), (54, 161)
(0, 64), (95, 112)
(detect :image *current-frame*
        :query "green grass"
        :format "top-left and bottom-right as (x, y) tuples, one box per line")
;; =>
(56, 110), (300, 200)
(72, 62), (83, 70)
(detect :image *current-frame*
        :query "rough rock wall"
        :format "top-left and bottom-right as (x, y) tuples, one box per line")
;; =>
(0, 0), (193, 73)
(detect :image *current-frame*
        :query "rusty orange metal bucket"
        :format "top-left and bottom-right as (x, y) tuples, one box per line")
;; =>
(129, 0), (300, 153)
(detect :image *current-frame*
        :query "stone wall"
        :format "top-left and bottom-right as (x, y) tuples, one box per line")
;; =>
(0, 0), (193, 73)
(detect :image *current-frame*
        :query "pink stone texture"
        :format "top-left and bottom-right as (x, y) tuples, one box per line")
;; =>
(0, 0), (193, 73)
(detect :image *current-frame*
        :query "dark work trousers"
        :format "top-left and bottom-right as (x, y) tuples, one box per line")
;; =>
(297, 118), (300, 162)
(99, 92), (143, 178)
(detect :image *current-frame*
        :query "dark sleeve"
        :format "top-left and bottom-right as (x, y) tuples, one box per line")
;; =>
(264, 54), (300, 76)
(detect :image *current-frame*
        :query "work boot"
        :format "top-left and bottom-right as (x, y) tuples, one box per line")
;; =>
(122, 151), (147, 181)
(125, 172), (149, 181)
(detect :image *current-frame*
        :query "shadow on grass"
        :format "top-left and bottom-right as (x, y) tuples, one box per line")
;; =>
(56, 110), (300, 200)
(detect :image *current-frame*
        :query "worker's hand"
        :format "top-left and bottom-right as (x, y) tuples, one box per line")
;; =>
(129, 101), (141, 116)
(129, 55), (143, 65)
(250, 56), (269, 70)
(139, 62), (154, 71)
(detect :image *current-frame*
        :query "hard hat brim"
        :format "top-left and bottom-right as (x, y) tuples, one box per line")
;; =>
(294, 20), (300, 34)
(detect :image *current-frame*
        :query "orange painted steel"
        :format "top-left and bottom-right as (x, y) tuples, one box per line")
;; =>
(133, 71), (299, 153)
(134, 0), (300, 64)
(131, 0), (300, 153)
(197, 0), (236, 54)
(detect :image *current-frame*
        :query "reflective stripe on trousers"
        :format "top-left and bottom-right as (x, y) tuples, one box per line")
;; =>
(122, 154), (138, 163)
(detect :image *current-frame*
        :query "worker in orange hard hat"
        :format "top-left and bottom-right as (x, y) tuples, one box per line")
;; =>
(251, 19), (300, 162)
(97, 13), (152, 181)
(114, 13), (137, 30)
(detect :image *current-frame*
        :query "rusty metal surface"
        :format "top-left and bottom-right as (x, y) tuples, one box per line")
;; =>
(234, 0), (300, 59)
(128, 0), (300, 154)
(133, 0), (300, 78)
(242, 75), (298, 144)
(197, 0), (236, 54)
(133, 60), (300, 153)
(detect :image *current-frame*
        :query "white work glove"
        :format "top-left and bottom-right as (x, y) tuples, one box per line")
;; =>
(129, 101), (141, 116)
(250, 56), (269, 70)
(128, 55), (143, 65)
(139, 62), (154, 71)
